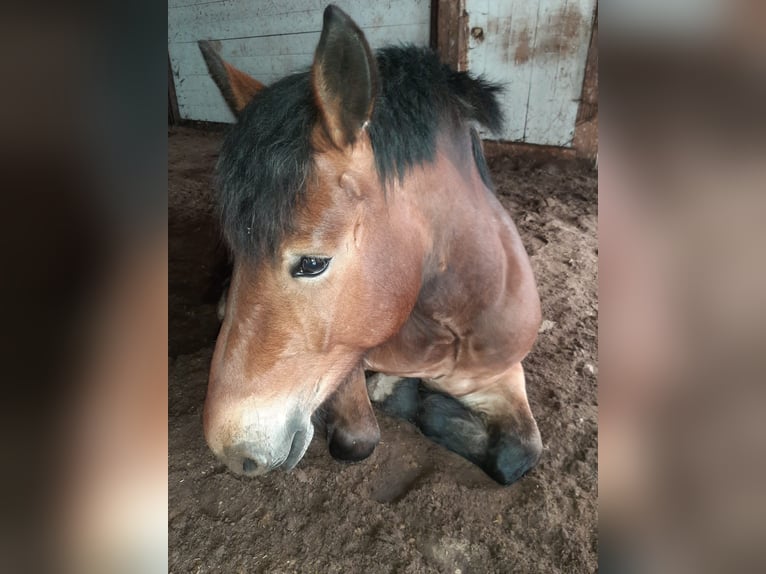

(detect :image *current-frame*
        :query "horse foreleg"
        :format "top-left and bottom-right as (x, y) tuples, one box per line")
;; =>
(366, 373), (489, 461)
(419, 362), (542, 485)
(324, 366), (381, 462)
(365, 373), (420, 421)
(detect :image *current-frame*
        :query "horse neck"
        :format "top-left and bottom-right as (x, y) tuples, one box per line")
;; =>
(407, 128), (507, 287)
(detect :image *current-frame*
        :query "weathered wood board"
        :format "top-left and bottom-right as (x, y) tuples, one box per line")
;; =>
(168, 0), (431, 123)
(466, 0), (596, 146)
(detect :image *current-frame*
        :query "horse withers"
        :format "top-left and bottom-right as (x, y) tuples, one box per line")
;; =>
(199, 5), (543, 485)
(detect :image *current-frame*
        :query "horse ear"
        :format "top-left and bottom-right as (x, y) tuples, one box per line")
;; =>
(312, 5), (377, 148)
(198, 41), (265, 115)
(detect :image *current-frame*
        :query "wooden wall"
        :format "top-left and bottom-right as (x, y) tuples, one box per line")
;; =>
(168, 0), (431, 123)
(168, 0), (598, 155)
(461, 0), (597, 147)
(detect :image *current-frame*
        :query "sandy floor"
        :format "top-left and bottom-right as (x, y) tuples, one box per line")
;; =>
(169, 126), (598, 573)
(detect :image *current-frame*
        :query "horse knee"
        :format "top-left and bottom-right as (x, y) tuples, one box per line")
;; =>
(368, 375), (420, 422)
(416, 392), (489, 464)
(327, 422), (380, 463)
(484, 425), (542, 485)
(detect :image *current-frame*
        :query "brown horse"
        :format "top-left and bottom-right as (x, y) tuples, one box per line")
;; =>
(200, 5), (543, 485)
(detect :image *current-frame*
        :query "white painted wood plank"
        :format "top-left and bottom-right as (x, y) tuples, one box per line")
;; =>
(466, 0), (595, 146)
(467, 0), (540, 142)
(172, 24), (427, 79)
(168, 0), (430, 43)
(524, 0), (595, 146)
(169, 0), (430, 122)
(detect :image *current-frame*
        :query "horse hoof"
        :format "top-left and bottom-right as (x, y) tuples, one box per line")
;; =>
(327, 425), (380, 463)
(483, 430), (542, 485)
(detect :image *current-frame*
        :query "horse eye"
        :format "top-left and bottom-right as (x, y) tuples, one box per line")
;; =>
(292, 256), (331, 277)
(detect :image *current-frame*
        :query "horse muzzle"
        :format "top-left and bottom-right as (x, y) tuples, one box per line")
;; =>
(225, 424), (314, 476)
(205, 404), (314, 477)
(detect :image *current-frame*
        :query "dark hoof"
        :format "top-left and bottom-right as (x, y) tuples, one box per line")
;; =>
(483, 430), (542, 485)
(415, 391), (542, 486)
(327, 425), (380, 463)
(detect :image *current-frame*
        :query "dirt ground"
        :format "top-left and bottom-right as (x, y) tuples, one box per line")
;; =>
(168, 126), (598, 573)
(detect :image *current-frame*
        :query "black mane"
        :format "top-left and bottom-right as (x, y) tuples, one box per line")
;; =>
(216, 45), (503, 257)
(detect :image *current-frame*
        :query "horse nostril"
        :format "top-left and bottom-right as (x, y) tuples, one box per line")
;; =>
(242, 457), (259, 473)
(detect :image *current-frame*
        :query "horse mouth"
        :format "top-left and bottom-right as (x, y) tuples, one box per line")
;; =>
(283, 425), (314, 470)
